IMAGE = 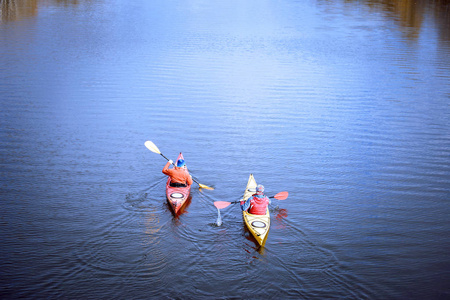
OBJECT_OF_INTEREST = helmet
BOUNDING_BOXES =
[176,159,185,167]
[256,184,264,193]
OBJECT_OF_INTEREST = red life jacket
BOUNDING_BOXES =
[249,195,270,215]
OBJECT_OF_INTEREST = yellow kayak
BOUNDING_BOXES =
[241,174,270,246]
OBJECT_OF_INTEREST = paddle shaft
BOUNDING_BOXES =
[159,152,172,163]
[214,191,288,209]
[230,198,262,205]
[233,195,282,204]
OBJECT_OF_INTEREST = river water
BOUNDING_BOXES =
[1,0,449,299]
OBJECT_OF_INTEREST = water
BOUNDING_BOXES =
[1,0,449,299]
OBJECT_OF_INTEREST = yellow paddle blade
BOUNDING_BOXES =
[199,183,214,190]
[144,141,161,154]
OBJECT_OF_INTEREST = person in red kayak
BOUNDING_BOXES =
[241,184,271,215]
[162,158,193,187]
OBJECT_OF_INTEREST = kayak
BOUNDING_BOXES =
[240,174,270,246]
[165,152,191,214]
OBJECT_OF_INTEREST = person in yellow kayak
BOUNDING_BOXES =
[162,159,193,187]
[241,184,271,215]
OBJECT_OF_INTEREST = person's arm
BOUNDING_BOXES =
[186,174,193,186]
[241,198,251,211]
[162,160,173,175]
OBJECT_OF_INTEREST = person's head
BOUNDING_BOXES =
[256,184,264,194]
[176,159,185,168]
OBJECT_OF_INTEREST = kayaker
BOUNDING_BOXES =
[241,184,271,215]
[162,159,193,187]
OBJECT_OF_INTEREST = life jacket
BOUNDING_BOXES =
[248,194,270,215]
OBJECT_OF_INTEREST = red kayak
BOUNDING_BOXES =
[165,152,192,214]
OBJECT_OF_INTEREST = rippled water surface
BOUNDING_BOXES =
[1,0,449,299]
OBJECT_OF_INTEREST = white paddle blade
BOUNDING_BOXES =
[144,141,161,154]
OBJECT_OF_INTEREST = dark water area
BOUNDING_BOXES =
[1,0,449,299]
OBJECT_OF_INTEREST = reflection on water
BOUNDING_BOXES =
[0,0,37,22]
[379,0,449,41]
[243,233,266,257]
[274,208,288,229]
[2,0,448,41]
[0,0,81,22]
[318,0,450,41]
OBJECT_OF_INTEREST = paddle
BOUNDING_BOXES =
[144,140,214,190]
[214,191,288,209]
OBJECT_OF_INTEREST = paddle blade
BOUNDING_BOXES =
[199,183,214,190]
[214,201,231,209]
[144,141,161,154]
[273,191,288,200]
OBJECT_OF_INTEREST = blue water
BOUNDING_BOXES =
[1,0,449,299]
